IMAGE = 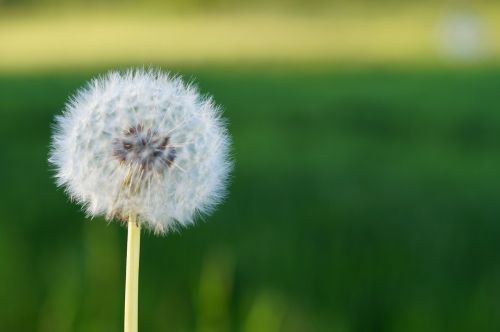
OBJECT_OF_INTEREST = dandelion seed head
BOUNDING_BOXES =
[49,68,232,234]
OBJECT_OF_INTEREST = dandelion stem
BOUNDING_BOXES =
[124,213,141,332]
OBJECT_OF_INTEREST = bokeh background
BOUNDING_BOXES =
[1,0,500,331]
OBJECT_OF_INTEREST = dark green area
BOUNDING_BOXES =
[1,66,500,332]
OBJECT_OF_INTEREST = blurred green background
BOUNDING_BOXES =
[1,0,500,331]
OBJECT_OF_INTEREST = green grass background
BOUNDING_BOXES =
[1,66,500,331]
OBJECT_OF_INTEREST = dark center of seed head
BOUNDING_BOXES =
[113,124,176,171]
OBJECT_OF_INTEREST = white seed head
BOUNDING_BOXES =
[49,69,232,234]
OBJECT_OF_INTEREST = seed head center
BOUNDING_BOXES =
[113,124,176,171]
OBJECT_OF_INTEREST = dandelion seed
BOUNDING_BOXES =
[49,68,232,233]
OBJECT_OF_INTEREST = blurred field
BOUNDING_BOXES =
[1,66,500,331]
[1,4,500,71]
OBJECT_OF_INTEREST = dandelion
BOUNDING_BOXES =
[49,68,232,332]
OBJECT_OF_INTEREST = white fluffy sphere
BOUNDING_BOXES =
[50,69,232,234]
